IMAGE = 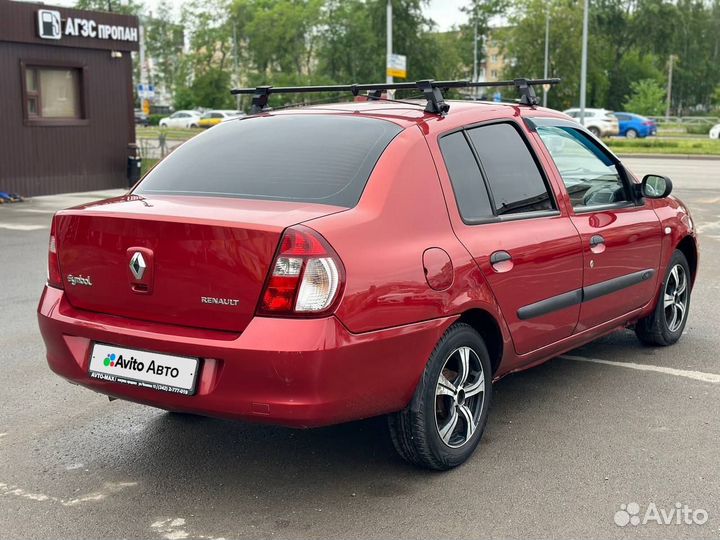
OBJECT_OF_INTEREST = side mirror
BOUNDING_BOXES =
[641,174,673,199]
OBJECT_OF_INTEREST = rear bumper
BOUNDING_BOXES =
[38,286,453,427]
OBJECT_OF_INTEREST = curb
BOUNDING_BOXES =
[616,153,720,160]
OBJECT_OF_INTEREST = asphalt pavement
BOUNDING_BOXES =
[1,157,719,539]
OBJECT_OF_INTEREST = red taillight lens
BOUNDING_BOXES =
[643,121,654,126]
[258,226,344,316]
[47,218,63,289]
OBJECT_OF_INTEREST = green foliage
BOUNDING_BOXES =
[623,79,666,116]
[144,0,185,97]
[606,138,720,155]
[685,124,712,135]
[504,0,720,113]
[180,68,236,109]
[712,86,720,108]
[147,114,164,126]
[78,0,719,115]
[74,0,142,14]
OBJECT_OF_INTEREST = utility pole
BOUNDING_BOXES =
[543,6,550,107]
[139,23,146,106]
[233,22,240,110]
[386,0,393,84]
[472,16,478,99]
[579,0,589,125]
[666,54,676,121]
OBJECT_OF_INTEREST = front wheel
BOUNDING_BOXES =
[588,126,601,137]
[388,323,492,470]
[635,250,692,346]
[626,128,638,139]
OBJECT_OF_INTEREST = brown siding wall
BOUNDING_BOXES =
[0,1,138,196]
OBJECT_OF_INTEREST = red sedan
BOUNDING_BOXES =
[38,87,697,470]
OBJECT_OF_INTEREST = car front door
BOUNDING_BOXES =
[434,121,584,356]
[530,119,662,331]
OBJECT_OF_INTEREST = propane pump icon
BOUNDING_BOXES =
[37,10,62,40]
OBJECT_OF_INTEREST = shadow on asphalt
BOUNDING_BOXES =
[91,341,628,492]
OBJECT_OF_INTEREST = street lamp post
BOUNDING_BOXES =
[386,0,393,84]
[666,54,676,121]
[579,0,589,125]
[472,16,479,99]
[543,6,550,107]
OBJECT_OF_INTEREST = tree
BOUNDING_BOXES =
[144,0,185,97]
[457,0,508,80]
[172,0,234,108]
[74,0,143,15]
[504,0,720,113]
[623,79,666,116]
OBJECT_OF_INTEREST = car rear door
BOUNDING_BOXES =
[433,120,583,356]
[529,118,662,331]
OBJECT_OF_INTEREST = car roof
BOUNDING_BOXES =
[244,100,570,132]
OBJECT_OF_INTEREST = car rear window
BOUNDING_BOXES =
[135,115,402,207]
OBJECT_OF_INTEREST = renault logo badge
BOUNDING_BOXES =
[129,252,146,280]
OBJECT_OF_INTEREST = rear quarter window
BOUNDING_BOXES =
[136,115,402,207]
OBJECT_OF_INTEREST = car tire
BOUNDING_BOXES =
[626,128,638,139]
[635,250,692,346]
[588,126,601,137]
[387,323,492,470]
[190,123,198,128]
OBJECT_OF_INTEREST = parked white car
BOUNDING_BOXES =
[159,110,202,129]
[710,124,720,140]
[563,108,620,137]
[198,110,245,128]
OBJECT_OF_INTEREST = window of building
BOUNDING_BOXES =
[491,70,498,78]
[22,65,84,122]
[492,55,498,62]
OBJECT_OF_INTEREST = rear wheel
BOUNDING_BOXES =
[588,126,601,137]
[626,128,638,139]
[388,323,492,470]
[635,250,691,346]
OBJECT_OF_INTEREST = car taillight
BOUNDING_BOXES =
[47,217,63,289]
[257,225,344,316]
[643,121,654,126]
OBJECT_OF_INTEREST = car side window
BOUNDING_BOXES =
[466,123,555,215]
[536,125,629,208]
[439,131,494,222]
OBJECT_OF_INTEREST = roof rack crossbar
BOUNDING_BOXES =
[233,78,561,115]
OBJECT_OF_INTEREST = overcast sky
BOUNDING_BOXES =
[22,0,471,30]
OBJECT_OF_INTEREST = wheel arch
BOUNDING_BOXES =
[676,235,698,285]
[457,309,503,375]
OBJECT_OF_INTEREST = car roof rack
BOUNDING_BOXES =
[231,78,561,116]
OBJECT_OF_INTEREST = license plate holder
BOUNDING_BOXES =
[88,343,199,396]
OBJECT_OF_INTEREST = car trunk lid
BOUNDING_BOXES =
[54,195,345,333]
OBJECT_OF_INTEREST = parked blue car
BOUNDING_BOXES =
[613,112,657,138]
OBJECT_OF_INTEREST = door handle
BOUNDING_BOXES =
[490,250,513,272]
[589,234,606,253]
[589,235,605,246]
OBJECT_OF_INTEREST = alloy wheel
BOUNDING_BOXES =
[664,263,688,332]
[434,346,486,448]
